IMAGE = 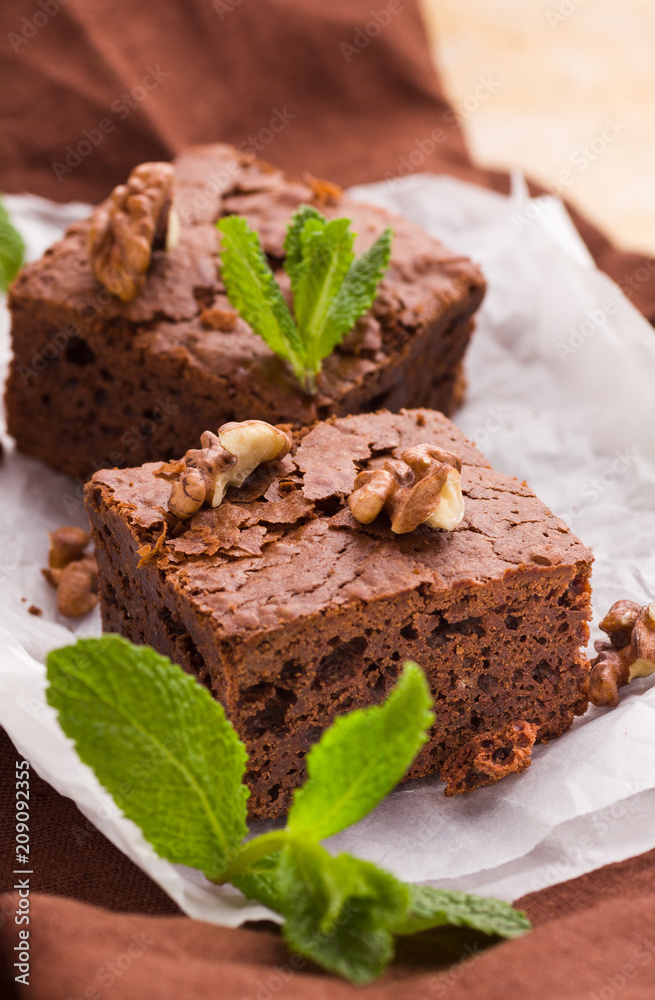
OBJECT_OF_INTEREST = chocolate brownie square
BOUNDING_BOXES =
[84,408,593,818]
[5,144,485,482]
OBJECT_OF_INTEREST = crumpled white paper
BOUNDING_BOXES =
[1,176,655,923]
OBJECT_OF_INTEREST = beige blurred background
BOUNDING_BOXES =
[420,0,653,254]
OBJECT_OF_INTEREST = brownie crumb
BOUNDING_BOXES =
[200,306,238,331]
[441,721,538,796]
[304,173,343,206]
[137,522,168,567]
[27,605,43,616]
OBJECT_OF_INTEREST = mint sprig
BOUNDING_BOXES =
[214,215,304,366]
[216,207,392,395]
[46,640,530,985]
[0,199,25,292]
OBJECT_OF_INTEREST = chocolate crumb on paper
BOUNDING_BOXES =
[441,721,538,796]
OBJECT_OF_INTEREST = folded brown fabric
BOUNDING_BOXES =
[0,730,177,913]
[3,852,655,1000]
[1,0,654,321]
[1,0,468,201]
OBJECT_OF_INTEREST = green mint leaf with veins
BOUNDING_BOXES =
[393,884,531,940]
[216,215,304,378]
[0,199,25,292]
[46,636,248,881]
[287,661,434,841]
[217,206,392,395]
[318,224,392,362]
[233,858,286,915]
[276,838,409,985]
[283,203,324,295]
[292,216,354,371]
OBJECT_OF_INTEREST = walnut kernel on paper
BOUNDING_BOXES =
[42,526,98,618]
[589,599,655,706]
[88,162,176,303]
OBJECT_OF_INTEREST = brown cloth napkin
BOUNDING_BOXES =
[2,1,655,996]
[3,852,655,999]
[1,0,654,321]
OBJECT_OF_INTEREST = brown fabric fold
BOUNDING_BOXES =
[1,0,467,201]
[0,730,178,914]
[1,0,655,320]
[3,855,655,999]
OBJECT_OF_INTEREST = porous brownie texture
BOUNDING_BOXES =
[6,144,485,482]
[84,409,593,819]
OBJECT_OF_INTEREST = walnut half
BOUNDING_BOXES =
[88,162,178,302]
[589,599,655,707]
[168,420,292,519]
[42,526,98,617]
[348,443,465,534]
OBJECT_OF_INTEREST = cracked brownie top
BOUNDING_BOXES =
[87,409,593,639]
[10,145,485,411]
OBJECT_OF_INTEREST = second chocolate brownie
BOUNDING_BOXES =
[6,144,485,482]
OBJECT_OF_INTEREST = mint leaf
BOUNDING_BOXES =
[321,226,392,359]
[46,635,248,880]
[293,217,354,371]
[0,200,25,292]
[287,661,434,841]
[277,838,409,985]
[233,857,285,914]
[216,216,303,372]
[393,885,531,940]
[283,203,324,295]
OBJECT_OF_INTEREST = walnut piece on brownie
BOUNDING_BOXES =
[84,408,593,819]
[88,162,177,302]
[348,442,464,533]
[168,420,292,519]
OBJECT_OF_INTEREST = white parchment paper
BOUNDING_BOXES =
[1,176,655,923]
